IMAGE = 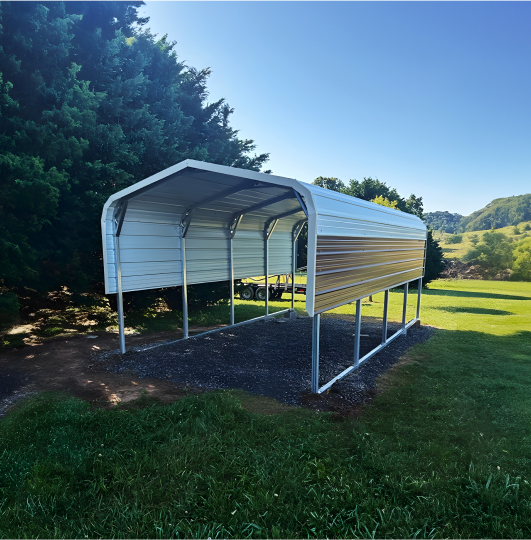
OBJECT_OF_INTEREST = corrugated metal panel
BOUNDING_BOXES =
[314,235,425,313]
[101,160,426,318]
[314,268,423,313]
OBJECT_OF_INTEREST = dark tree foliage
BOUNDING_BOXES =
[309,176,445,285]
[0,1,269,301]
[312,176,345,192]
[425,211,463,234]
[423,229,445,285]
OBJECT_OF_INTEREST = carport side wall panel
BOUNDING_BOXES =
[103,204,185,294]
[103,195,306,294]
[313,235,425,314]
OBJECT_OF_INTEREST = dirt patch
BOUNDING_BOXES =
[0,326,224,416]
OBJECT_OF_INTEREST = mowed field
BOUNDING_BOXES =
[1,279,531,538]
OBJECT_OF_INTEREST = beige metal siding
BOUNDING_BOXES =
[314,235,425,313]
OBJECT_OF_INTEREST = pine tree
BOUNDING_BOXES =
[0,1,270,299]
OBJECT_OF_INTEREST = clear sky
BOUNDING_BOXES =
[139,1,531,216]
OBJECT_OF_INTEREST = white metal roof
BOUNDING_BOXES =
[101,160,426,316]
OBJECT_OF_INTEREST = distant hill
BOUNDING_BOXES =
[459,194,531,232]
[425,211,463,233]
[426,193,531,233]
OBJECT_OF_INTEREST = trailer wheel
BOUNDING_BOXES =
[255,287,269,301]
[239,286,255,300]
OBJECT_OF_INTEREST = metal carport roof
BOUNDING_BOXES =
[101,159,427,393]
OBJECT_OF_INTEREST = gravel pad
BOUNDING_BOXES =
[102,317,435,408]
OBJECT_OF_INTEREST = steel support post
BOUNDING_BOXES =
[182,237,189,339]
[402,281,409,336]
[265,235,269,316]
[416,277,422,320]
[382,289,389,344]
[311,314,320,393]
[115,234,126,354]
[291,238,297,310]
[354,299,362,366]
[229,237,235,326]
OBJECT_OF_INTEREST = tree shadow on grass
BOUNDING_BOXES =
[434,306,514,316]
[425,289,530,301]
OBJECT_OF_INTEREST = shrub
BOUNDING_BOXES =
[0,292,20,334]
[511,237,531,282]
[447,234,463,244]
[463,231,513,278]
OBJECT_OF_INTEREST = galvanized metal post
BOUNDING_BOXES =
[265,234,269,316]
[382,289,389,344]
[311,313,320,393]
[402,281,409,336]
[291,237,297,310]
[354,299,362,366]
[182,237,189,339]
[229,237,235,326]
[416,276,422,320]
[115,233,126,354]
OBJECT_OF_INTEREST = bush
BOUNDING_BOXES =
[0,292,20,334]
[511,237,531,282]
[513,226,521,235]
[447,234,463,244]
[463,231,513,278]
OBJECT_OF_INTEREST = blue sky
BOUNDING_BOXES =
[139,2,531,216]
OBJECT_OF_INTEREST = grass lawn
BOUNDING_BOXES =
[1,279,531,538]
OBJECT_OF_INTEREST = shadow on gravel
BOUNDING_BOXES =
[97,316,436,413]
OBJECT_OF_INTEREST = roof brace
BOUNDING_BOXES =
[229,214,243,239]
[233,191,294,221]
[269,207,305,222]
[264,219,279,240]
[293,190,308,217]
[181,181,279,237]
[293,219,307,241]
[181,181,250,237]
[114,201,129,237]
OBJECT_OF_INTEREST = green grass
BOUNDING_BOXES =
[434,221,531,260]
[1,280,531,538]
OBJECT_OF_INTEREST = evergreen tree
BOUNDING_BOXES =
[0,1,270,299]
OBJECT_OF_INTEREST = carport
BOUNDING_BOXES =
[101,160,427,393]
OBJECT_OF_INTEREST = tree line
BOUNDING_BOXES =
[295,176,445,285]
[0,1,445,331]
[0,1,269,302]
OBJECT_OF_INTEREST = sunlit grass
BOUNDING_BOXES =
[2,279,531,537]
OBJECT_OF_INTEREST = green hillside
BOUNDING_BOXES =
[435,221,531,259]
[426,193,531,234]
[459,194,531,232]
